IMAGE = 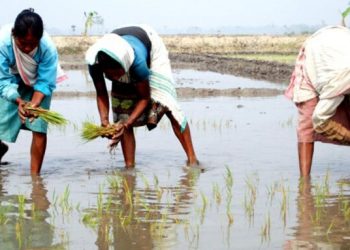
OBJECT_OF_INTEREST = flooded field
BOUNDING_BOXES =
[0,70,350,249]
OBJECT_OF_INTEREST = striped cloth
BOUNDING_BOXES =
[11,37,67,86]
[139,25,187,131]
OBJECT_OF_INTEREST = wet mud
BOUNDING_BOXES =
[53,87,283,99]
[60,53,291,98]
[169,53,293,84]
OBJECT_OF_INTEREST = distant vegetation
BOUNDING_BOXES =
[53,34,305,66]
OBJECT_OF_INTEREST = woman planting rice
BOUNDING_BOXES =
[0,9,66,173]
[86,25,199,169]
[286,25,350,176]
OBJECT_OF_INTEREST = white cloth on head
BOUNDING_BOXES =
[85,33,135,71]
[85,25,187,131]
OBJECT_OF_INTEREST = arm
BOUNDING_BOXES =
[89,64,110,126]
[124,79,150,129]
[0,47,20,102]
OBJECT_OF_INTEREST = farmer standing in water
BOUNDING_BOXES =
[0,9,65,174]
[86,25,199,169]
[286,25,350,176]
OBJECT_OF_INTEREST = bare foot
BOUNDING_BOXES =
[185,160,205,172]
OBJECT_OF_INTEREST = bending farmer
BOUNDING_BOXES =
[286,25,350,176]
[0,9,63,174]
[86,25,199,168]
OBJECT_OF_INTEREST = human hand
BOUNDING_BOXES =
[111,122,125,140]
[107,123,125,152]
[17,99,26,123]
[17,98,32,123]
[23,102,39,123]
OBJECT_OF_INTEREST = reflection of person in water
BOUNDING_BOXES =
[285,177,350,249]
[85,25,198,169]
[285,25,350,176]
[94,170,199,250]
[0,175,54,249]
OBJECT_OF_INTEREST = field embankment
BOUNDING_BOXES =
[53,34,308,84]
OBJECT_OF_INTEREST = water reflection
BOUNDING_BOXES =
[82,169,200,250]
[287,177,350,249]
[0,174,59,249]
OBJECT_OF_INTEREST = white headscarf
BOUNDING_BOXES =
[85,33,135,71]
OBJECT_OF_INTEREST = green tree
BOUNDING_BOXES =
[341,7,350,26]
[83,11,104,36]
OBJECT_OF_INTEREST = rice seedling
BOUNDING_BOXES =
[0,204,9,225]
[24,105,68,126]
[227,211,234,226]
[17,194,25,218]
[16,220,23,248]
[212,182,222,206]
[82,213,99,228]
[243,174,258,222]
[97,184,104,216]
[52,189,58,207]
[314,182,327,209]
[123,179,133,208]
[266,181,278,204]
[156,186,164,202]
[279,181,289,227]
[107,173,122,191]
[326,219,335,235]
[243,192,255,223]
[337,181,345,201]
[225,166,234,191]
[341,200,350,221]
[153,174,159,188]
[58,185,73,214]
[80,121,124,142]
[139,173,150,190]
[199,191,208,224]
[31,203,38,221]
[260,212,271,243]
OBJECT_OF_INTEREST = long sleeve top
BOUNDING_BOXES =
[0,25,58,102]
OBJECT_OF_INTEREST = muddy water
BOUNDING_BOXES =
[57,69,285,93]
[0,70,349,249]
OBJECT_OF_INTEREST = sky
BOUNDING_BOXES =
[1,0,349,34]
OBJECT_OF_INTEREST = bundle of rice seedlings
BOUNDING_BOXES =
[81,122,124,142]
[24,106,68,126]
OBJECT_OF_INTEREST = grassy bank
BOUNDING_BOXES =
[53,34,306,65]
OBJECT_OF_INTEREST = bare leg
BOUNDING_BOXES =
[298,142,314,177]
[166,112,198,166]
[31,132,47,174]
[120,127,136,168]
